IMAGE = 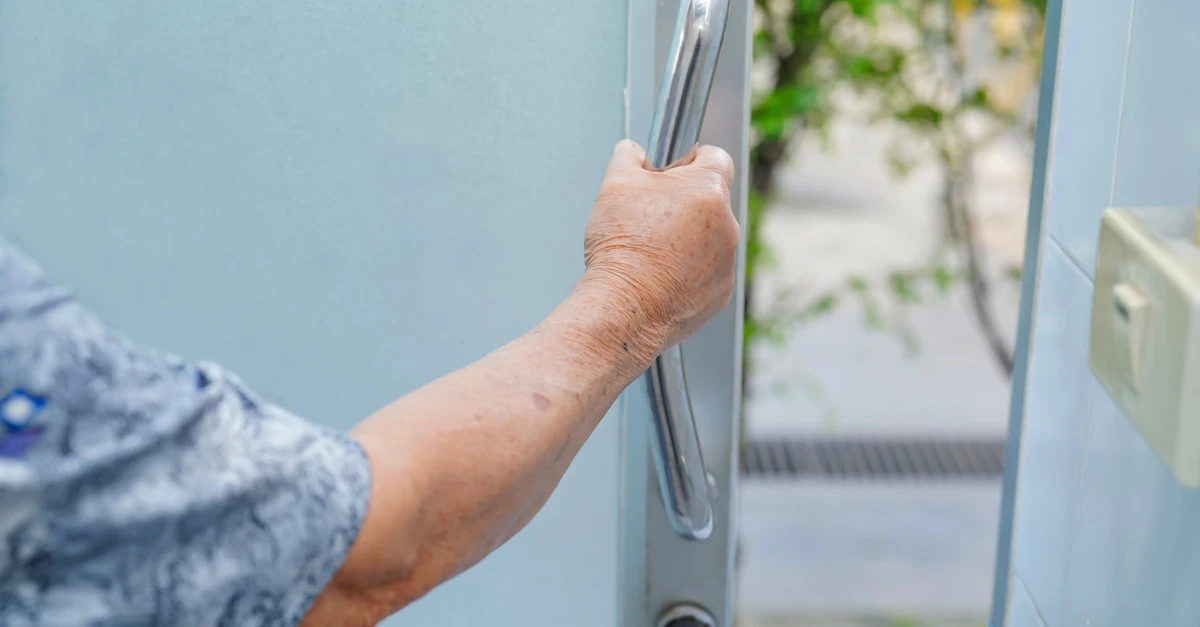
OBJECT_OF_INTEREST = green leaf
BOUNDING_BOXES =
[752,85,823,137]
[748,239,777,272]
[808,293,838,316]
[846,279,884,329]
[895,103,944,127]
[863,302,884,329]
[752,110,789,140]
[885,148,916,178]
[841,49,905,83]
[967,87,991,109]
[743,317,764,344]
[931,264,956,292]
[744,315,788,347]
[792,292,839,324]
[844,0,888,18]
[888,271,920,304]
[753,29,775,56]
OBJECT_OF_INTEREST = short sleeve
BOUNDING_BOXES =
[0,238,372,627]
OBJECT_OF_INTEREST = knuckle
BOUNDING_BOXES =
[690,173,729,207]
[703,166,732,191]
[712,148,735,176]
[724,220,741,249]
[698,147,735,181]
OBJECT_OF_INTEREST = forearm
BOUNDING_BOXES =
[320,277,662,619]
[308,140,736,625]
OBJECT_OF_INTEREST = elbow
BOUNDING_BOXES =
[309,433,471,624]
[310,537,472,625]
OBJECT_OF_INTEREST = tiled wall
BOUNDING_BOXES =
[1008,1,1200,625]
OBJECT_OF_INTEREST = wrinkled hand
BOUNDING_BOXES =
[583,139,739,349]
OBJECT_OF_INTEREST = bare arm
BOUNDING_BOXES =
[304,141,738,625]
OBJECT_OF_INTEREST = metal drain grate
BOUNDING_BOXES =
[740,437,1005,479]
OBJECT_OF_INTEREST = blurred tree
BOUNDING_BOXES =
[745,0,1046,387]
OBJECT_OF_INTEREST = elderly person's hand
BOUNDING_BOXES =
[583,140,739,351]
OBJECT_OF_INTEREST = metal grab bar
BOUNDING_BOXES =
[644,0,731,542]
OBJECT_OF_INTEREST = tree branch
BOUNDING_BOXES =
[947,160,1015,375]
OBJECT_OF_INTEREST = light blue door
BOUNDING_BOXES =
[0,2,627,625]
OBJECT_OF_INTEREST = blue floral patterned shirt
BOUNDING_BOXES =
[0,238,372,626]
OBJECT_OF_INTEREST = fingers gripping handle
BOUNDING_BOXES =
[643,0,731,542]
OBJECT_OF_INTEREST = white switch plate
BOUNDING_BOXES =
[1089,207,1200,487]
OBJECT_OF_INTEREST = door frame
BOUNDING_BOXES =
[989,0,1067,624]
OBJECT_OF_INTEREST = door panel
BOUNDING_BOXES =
[0,2,626,625]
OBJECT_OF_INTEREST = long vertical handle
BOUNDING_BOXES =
[644,0,731,542]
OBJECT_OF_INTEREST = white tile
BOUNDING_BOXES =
[1008,576,1047,627]
[1065,385,1200,627]
[1011,242,1094,625]
[1063,17,1200,622]
[1044,0,1134,277]
[1111,2,1200,209]
[1062,384,1162,627]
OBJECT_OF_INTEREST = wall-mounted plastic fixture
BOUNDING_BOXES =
[1089,207,1200,487]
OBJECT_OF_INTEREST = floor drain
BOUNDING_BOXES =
[741,437,1005,479]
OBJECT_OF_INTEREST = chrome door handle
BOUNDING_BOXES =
[644,0,731,542]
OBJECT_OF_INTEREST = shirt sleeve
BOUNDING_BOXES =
[0,238,372,627]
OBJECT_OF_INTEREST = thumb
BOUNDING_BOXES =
[605,139,648,176]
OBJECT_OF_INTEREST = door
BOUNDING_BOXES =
[0,1,751,625]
